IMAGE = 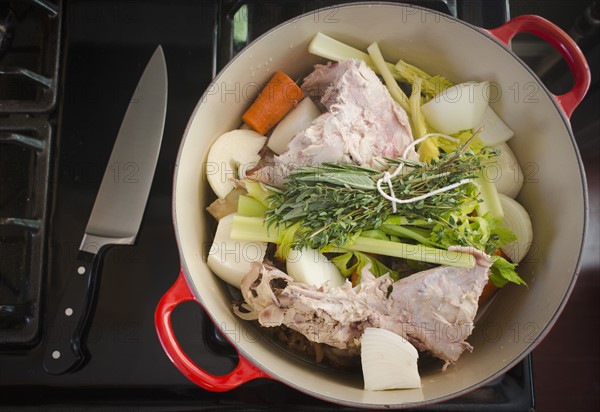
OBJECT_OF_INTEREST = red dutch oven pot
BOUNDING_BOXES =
[155,3,590,408]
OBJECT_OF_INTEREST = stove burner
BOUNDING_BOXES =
[0,0,61,113]
[0,0,60,347]
[0,3,16,58]
[0,115,51,347]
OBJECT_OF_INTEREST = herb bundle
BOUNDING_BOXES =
[265,145,497,251]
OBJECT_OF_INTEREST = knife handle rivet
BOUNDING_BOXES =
[65,308,74,316]
[77,266,86,275]
[52,351,61,359]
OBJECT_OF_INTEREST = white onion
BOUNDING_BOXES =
[421,81,490,135]
[286,248,345,288]
[361,328,421,390]
[268,97,321,155]
[488,142,524,198]
[477,106,515,146]
[499,194,533,263]
[206,213,268,288]
[206,129,266,198]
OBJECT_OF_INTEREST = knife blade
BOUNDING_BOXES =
[43,45,168,375]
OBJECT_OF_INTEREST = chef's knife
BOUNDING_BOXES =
[43,46,168,375]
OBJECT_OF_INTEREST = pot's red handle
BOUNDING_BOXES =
[154,269,269,391]
[488,15,591,118]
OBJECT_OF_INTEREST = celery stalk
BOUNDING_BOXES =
[360,229,390,241]
[381,224,440,248]
[409,78,439,163]
[336,237,475,268]
[394,59,453,100]
[366,42,410,112]
[384,215,435,227]
[237,195,268,217]
[474,175,504,219]
[274,222,301,261]
[244,180,273,208]
[230,216,475,268]
[308,33,401,80]
[410,79,427,137]
[230,215,279,243]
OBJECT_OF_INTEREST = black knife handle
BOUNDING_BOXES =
[43,250,101,375]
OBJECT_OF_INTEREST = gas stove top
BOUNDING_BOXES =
[1,0,597,410]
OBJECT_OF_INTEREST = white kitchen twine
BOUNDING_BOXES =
[376,133,474,213]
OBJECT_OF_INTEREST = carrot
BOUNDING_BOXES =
[478,280,498,305]
[242,71,303,135]
[351,270,360,288]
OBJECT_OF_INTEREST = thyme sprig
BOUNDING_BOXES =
[265,144,498,251]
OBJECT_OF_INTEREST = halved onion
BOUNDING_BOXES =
[268,97,321,155]
[361,328,421,390]
[421,81,490,135]
[286,247,345,288]
[488,142,524,199]
[206,129,267,199]
[207,213,268,288]
[499,194,533,263]
[477,106,515,146]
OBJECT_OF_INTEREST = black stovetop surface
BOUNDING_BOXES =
[0,0,541,410]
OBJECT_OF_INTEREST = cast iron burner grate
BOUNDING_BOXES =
[0,0,61,347]
[0,116,52,346]
[0,0,61,113]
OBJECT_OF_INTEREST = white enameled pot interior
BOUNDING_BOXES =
[173,3,586,408]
